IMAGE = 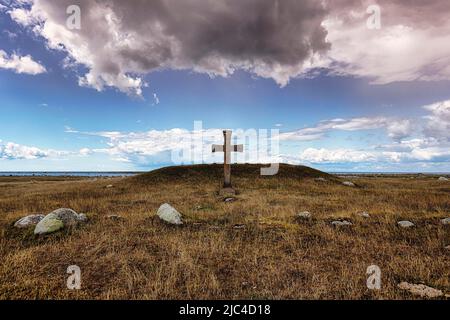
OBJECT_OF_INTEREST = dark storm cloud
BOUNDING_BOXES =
[10,0,331,94]
[8,0,450,94]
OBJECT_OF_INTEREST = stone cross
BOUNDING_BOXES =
[212,130,243,189]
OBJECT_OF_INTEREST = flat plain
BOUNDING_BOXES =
[0,164,448,299]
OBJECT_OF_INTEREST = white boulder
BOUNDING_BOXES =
[342,181,355,187]
[157,203,183,225]
[296,211,312,219]
[398,220,415,228]
[358,211,370,218]
[33,208,87,235]
[441,217,450,225]
[34,213,64,235]
[438,176,448,181]
[331,220,352,226]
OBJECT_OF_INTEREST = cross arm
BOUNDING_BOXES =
[212,145,224,152]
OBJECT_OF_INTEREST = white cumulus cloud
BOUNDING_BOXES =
[0,50,46,75]
[0,141,49,160]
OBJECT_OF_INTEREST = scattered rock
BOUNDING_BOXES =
[224,197,236,203]
[331,220,352,226]
[157,203,183,225]
[33,208,87,235]
[105,184,114,188]
[14,214,45,228]
[51,208,86,226]
[441,217,450,225]
[34,213,64,235]
[342,181,355,187]
[296,211,312,219]
[358,211,370,218]
[438,176,448,181]
[106,214,125,221]
[398,282,443,298]
[315,177,327,182]
[398,220,415,228]
[233,224,246,229]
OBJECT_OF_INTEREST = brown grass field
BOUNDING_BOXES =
[0,164,448,300]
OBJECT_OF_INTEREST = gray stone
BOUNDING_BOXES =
[106,184,114,188]
[77,213,88,222]
[34,213,64,235]
[224,197,236,202]
[398,282,443,298]
[50,208,85,226]
[441,217,450,225]
[438,176,448,181]
[14,214,45,228]
[342,181,355,187]
[398,220,415,228]
[233,224,246,229]
[296,211,312,219]
[315,177,327,182]
[157,203,183,225]
[331,220,352,226]
[445,245,450,250]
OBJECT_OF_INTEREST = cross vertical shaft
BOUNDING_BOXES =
[212,130,243,189]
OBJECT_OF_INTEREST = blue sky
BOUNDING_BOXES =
[1,0,450,172]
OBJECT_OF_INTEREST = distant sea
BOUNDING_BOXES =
[0,172,143,177]
[0,171,448,177]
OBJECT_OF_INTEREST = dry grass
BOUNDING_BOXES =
[0,164,448,300]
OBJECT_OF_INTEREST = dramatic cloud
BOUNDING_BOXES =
[295,144,450,165]
[8,0,330,95]
[0,140,87,160]
[386,119,414,141]
[324,0,450,84]
[277,117,393,141]
[66,126,280,165]
[298,148,378,163]
[0,141,49,159]
[7,0,450,95]
[0,49,46,75]
[57,97,450,169]
[422,100,450,141]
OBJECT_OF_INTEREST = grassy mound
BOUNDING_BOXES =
[131,163,334,184]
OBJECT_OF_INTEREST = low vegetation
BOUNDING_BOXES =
[0,164,448,299]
